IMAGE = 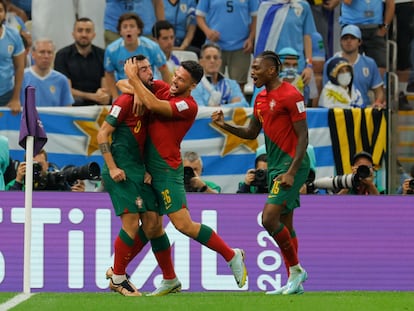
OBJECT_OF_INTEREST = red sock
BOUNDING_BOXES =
[113,236,134,275]
[153,248,176,280]
[272,225,298,269]
[128,227,148,265]
[199,226,234,262]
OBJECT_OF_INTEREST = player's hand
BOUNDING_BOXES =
[109,167,126,183]
[278,173,294,189]
[124,58,138,81]
[132,92,146,116]
[211,109,225,127]
[143,171,152,184]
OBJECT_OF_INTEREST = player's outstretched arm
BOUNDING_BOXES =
[211,110,262,139]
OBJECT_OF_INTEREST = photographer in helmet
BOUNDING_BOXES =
[183,151,221,193]
[6,149,88,192]
[337,151,380,195]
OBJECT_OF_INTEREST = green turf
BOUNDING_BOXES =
[1,292,413,311]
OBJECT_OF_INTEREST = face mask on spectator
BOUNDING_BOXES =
[280,67,298,79]
[337,72,352,87]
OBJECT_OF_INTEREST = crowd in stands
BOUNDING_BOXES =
[1,0,414,194]
[1,0,413,111]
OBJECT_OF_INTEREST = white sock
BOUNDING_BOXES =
[112,274,127,284]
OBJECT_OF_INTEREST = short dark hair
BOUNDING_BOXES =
[117,12,144,34]
[258,50,282,72]
[255,154,267,168]
[181,60,204,84]
[351,151,373,165]
[152,20,174,39]
[126,54,147,63]
[200,43,221,58]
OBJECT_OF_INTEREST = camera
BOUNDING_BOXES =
[312,165,371,192]
[408,179,414,194]
[251,169,268,189]
[34,162,101,190]
[183,166,196,192]
[305,169,318,194]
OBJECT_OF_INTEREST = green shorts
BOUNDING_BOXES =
[266,165,310,215]
[150,169,188,215]
[102,172,157,216]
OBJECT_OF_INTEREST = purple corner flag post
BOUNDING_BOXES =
[18,86,47,294]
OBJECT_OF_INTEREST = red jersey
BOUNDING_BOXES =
[146,80,198,173]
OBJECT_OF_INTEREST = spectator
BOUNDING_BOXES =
[311,31,326,106]
[5,0,31,48]
[0,0,25,115]
[254,0,317,86]
[323,25,385,109]
[318,57,363,108]
[10,0,30,19]
[278,47,318,106]
[337,151,382,195]
[306,0,339,59]
[104,0,165,46]
[6,149,86,191]
[394,0,414,90]
[196,0,259,91]
[339,0,395,77]
[163,0,198,54]
[183,151,221,193]
[104,12,170,101]
[250,47,318,106]
[55,17,110,106]
[191,43,249,107]
[151,20,181,79]
[21,38,74,107]
[237,153,268,194]
[0,135,9,190]
[398,164,414,195]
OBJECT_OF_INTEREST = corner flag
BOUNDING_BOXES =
[19,86,47,155]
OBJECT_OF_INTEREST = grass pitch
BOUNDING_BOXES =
[1,291,413,311]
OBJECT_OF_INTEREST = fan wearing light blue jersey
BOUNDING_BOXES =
[163,0,197,51]
[21,39,74,107]
[104,12,170,101]
[254,0,316,85]
[0,0,25,114]
[322,25,384,109]
[104,0,165,45]
[196,0,259,90]
[192,43,249,107]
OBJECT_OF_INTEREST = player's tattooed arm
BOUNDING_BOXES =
[99,142,111,154]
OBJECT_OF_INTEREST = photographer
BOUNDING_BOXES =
[237,153,268,194]
[6,149,91,192]
[183,151,221,193]
[400,165,414,195]
[337,151,381,195]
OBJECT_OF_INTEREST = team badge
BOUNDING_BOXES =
[180,4,187,12]
[135,196,143,209]
[296,100,306,113]
[8,45,14,54]
[50,85,56,94]
[269,99,276,111]
[363,67,369,77]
